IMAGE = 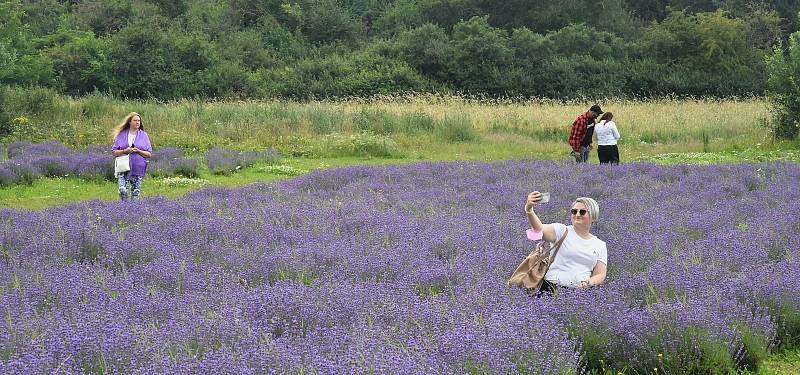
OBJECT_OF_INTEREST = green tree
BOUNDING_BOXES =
[72,0,133,36]
[448,16,512,94]
[44,24,112,95]
[374,0,425,37]
[299,0,363,45]
[397,23,454,81]
[417,0,482,29]
[640,9,765,95]
[489,0,641,39]
[546,23,628,60]
[766,32,800,139]
[0,1,55,87]
[105,23,215,99]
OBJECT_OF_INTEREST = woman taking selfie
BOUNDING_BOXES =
[112,112,152,201]
[524,192,607,294]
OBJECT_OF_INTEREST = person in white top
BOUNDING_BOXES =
[523,192,607,294]
[595,112,620,165]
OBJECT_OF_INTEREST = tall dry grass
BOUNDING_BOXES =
[2,89,776,159]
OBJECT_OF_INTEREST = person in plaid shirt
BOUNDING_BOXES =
[569,105,603,163]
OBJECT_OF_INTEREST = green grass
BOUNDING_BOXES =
[0,87,788,156]
[747,348,800,375]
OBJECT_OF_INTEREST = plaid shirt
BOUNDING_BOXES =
[569,112,593,152]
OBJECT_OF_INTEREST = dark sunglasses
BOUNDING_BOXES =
[570,209,588,216]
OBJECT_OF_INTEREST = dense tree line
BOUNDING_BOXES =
[0,0,795,100]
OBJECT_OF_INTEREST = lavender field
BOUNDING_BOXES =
[0,141,282,187]
[1,160,798,374]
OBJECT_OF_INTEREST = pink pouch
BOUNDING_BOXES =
[526,228,543,241]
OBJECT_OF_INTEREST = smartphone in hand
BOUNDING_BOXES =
[538,192,550,203]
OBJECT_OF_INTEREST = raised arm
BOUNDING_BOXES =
[524,191,557,242]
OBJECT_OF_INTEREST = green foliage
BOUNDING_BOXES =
[437,115,477,143]
[44,25,111,95]
[0,87,9,136]
[547,24,629,60]
[299,0,362,45]
[322,132,402,158]
[374,0,424,37]
[267,50,429,99]
[652,327,737,375]
[766,32,800,139]
[736,325,771,372]
[0,0,795,100]
[638,9,766,96]
[449,16,513,94]
[0,1,56,87]
[396,23,454,81]
[72,0,133,36]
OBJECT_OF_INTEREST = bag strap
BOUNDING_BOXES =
[548,228,569,263]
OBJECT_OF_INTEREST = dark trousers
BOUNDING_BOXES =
[535,279,565,297]
[598,145,619,165]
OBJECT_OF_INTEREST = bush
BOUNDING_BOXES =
[0,86,10,136]
[766,32,800,139]
[437,115,477,143]
[148,147,199,178]
[205,147,281,175]
[322,132,402,158]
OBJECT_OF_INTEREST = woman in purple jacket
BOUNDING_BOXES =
[111,112,152,201]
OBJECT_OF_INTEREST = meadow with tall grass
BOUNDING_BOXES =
[2,88,789,163]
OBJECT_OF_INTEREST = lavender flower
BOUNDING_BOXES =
[205,147,281,175]
[0,160,796,373]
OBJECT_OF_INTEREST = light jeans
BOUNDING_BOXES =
[118,173,144,201]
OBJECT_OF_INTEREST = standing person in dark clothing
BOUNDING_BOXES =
[580,118,595,163]
[568,105,602,163]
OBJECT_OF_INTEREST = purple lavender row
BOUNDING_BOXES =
[0,160,797,373]
[0,141,200,185]
[205,147,281,175]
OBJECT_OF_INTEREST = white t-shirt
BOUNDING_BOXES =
[127,131,136,147]
[545,223,607,288]
[595,120,620,146]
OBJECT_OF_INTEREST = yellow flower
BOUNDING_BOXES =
[12,116,30,125]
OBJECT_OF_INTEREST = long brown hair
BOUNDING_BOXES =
[111,112,143,140]
[599,112,613,122]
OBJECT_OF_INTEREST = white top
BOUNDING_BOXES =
[127,131,136,147]
[545,223,607,288]
[595,120,620,146]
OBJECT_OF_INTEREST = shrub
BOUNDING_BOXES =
[322,132,402,158]
[766,32,800,139]
[148,147,199,178]
[437,115,477,143]
[205,147,281,175]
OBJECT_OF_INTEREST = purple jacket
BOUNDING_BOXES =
[112,129,152,177]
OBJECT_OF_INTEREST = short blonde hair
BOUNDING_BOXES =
[573,197,600,221]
